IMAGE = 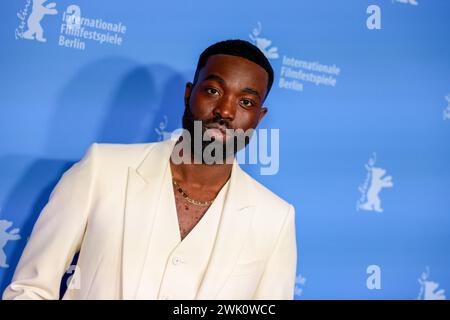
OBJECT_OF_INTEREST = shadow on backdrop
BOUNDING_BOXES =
[0,56,192,297]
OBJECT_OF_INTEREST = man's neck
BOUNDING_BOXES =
[169,142,233,190]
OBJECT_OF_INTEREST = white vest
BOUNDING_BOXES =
[136,160,230,299]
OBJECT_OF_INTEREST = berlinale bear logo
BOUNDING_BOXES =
[249,22,279,60]
[0,220,21,268]
[357,153,394,213]
[22,0,58,43]
[418,267,446,300]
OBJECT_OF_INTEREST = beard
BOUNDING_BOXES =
[181,104,253,164]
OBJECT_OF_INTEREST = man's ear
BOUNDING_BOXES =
[184,82,193,107]
[257,106,268,123]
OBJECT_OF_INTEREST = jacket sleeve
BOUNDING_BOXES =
[2,143,98,300]
[253,204,297,300]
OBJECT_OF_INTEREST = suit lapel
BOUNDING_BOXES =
[121,139,176,299]
[196,161,256,299]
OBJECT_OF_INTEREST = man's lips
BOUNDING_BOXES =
[203,123,231,140]
[204,123,228,133]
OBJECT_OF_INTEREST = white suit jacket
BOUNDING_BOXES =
[2,138,297,300]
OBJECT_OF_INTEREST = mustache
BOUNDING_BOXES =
[183,106,231,130]
[181,104,250,159]
[202,115,231,130]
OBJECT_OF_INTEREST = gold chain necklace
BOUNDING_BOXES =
[172,179,214,207]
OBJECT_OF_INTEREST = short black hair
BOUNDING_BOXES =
[193,39,274,100]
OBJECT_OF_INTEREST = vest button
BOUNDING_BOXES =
[172,255,183,265]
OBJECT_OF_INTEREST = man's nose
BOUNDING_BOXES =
[213,96,236,121]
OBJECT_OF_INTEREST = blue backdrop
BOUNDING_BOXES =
[1,0,449,299]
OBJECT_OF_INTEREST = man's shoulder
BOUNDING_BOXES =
[237,169,295,243]
[239,168,293,213]
[94,141,155,154]
[87,140,165,167]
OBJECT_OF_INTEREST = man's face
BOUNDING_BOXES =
[182,54,269,159]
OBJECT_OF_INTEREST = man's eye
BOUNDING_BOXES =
[240,99,254,108]
[206,88,219,95]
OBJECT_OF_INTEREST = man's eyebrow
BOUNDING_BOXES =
[242,87,262,101]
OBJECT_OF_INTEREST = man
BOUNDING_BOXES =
[3,39,297,300]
